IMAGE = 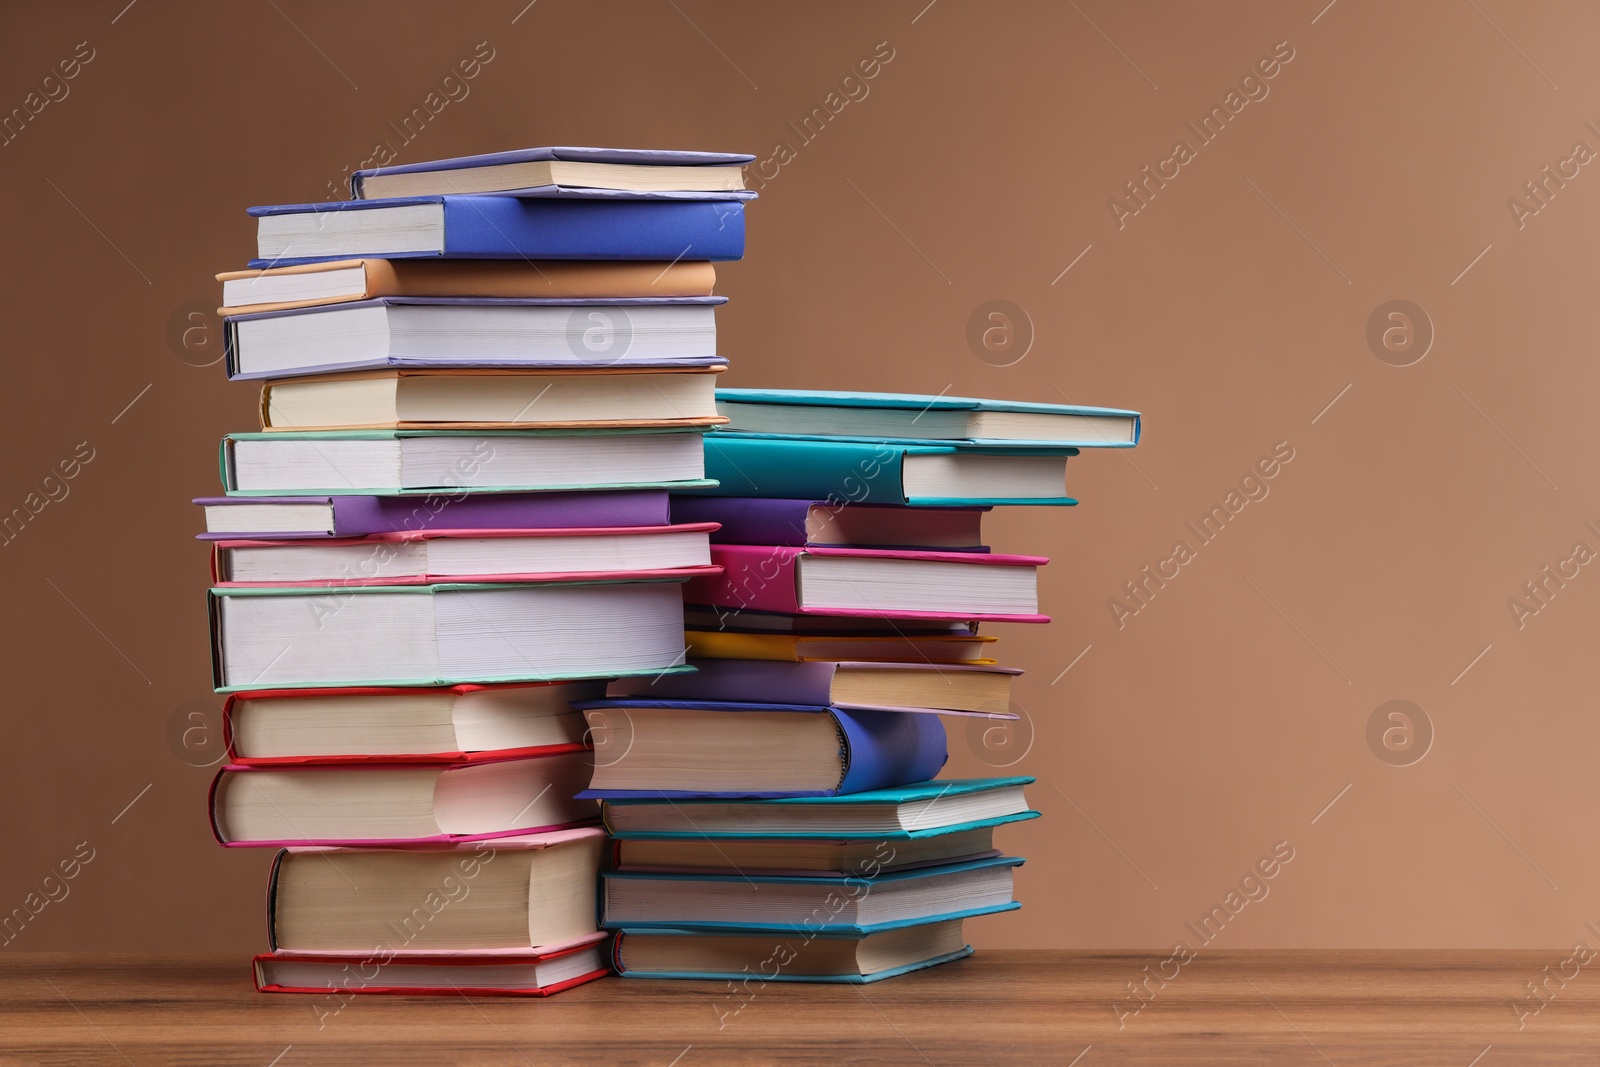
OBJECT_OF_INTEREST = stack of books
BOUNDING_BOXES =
[581,390,1141,984]
[194,146,757,997]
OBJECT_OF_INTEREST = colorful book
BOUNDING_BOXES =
[350,145,754,199]
[576,700,948,799]
[248,195,747,267]
[600,856,1023,931]
[210,524,717,587]
[217,429,710,496]
[684,630,997,665]
[223,681,605,765]
[208,580,690,691]
[683,606,978,636]
[210,751,596,846]
[715,389,1141,448]
[225,296,723,381]
[685,545,1047,622]
[610,819,1030,876]
[601,778,1034,837]
[255,938,611,996]
[669,496,988,551]
[257,368,724,431]
[612,920,971,983]
[611,659,1019,717]
[266,830,606,951]
[693,435,1078,506]
[218,258,717,315]
[194,489,672,541]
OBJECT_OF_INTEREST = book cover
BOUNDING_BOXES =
[574,699,949,799]
[690,436,1079,507]
[223,295,726,381]
[683,545,1050,623]
[247,195,746,267]
[194,489,673,540]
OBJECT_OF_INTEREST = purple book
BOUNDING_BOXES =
[195,490,670,540]
[668,496,990,553]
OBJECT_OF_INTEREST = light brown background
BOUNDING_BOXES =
[2,0,1596,953]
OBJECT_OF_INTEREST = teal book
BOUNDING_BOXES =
[612,917,977,983]
[603,777,1035,837]
[601,855,1023,933]
[687,435,1078,506]
[219,428,714,496]
[714,388,1140,448]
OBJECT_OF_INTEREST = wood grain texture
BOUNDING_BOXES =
[1,950,1593,1065]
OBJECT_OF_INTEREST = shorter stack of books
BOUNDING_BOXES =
[574,387,1140,983]
[598,778,1036,984]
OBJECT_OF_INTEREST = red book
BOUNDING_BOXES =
[254,936,611,997]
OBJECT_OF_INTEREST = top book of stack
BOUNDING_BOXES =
[248,147,756,268]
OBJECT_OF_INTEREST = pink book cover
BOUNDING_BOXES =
[210,523,720,587]
[683,544,1050,623]
[208,757,600,848]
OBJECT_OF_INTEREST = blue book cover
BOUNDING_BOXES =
[685,435,1079,507]
[248,195,746,267]
[575,699,949,799]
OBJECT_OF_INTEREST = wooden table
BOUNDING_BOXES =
[2,950,1592,1065]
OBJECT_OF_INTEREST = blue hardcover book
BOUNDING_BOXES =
[612,920,976,983]
[248,195,746,267]
[351,145,756,199]
[600,855,1023,932]
[602,777,1036,838]
[715,388,1141,448]
[685,435,1079,507]
[576,699,949,799]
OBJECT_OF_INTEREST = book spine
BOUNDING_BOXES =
[832,707,949,795]
[669,496,812,545]
[693,438,911,504]
[682,545,802,614]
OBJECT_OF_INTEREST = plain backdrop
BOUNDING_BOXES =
[2,0,1597,953]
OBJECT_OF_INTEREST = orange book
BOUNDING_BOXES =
[217,258,716,315]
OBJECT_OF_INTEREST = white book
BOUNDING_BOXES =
[211,581,688,689]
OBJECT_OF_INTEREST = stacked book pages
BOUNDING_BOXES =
[196,146,755,997]
[584,389,1141,984]
[196,144,1144,996]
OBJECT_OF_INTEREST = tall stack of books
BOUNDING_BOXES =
[582,391,1141,985]
[194,147,757,997]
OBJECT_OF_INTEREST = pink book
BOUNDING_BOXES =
[684,545,1049,623]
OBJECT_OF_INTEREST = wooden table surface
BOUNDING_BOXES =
[2,949,1592,1065]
